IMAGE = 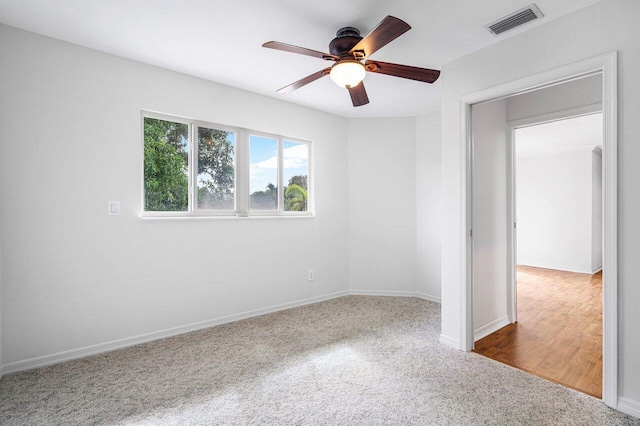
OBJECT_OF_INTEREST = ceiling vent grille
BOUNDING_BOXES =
[485,4,544,35]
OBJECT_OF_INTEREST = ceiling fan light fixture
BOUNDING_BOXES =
[263,15,440,107]
[329,60,366,88]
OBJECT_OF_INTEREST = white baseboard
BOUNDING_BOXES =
[1,289,443,376]
[349,289,417,297]
[349,289,441,303]
[439,334,459,349]
[618,397,640,419]
[474,315,510,341]
[1,290,349,375]
[592,265,603,274]
[414,292,441,304]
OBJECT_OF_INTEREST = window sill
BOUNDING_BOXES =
[139,213,315,221]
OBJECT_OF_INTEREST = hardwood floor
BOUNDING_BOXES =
[474,265,602,398]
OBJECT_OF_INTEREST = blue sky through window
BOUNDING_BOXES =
[283,140,309,188]
[250,135,278,193]
[250,136,309,194]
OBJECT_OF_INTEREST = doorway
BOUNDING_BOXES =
[474,112,604,397]
[459,52,617,407]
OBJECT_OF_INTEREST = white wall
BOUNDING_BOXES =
[516,146,596,273]
[347,118,417,294]
[441,0,640,411]
[0,23,443,371]
[346,113,442,301]
[0,24,350,367]
[416,111,442,301]
[507,74,602,122]
[471,100,509,339]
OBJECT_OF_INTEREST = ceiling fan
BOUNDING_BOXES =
[262,15,440,107]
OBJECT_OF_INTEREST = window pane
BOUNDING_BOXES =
[283,141,309,212]
[197,127,235,210]
[143,117,189,211]
[249,135,278,210]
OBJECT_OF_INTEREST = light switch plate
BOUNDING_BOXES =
[107,201,120,216]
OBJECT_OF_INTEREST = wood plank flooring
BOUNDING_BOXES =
[473,265,602,398]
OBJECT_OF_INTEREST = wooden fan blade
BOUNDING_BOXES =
[365,60,440,83]
[349,16,411,58]
[348,82,369,107]
[276,68,331,94]
[262,41,338,61]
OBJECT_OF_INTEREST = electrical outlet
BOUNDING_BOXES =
[308,269,315,281]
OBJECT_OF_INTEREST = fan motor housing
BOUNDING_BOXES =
[329,27,362,56]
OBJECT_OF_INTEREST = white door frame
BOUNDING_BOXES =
[506,102,603,323]
[460,51,617,407]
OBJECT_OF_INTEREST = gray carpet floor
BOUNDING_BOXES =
[0,296,638,425]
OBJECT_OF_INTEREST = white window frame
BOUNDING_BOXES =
[192,120,240,216]
[141,111,192,218]
[141,111,313,218]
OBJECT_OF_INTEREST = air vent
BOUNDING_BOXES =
[485,4,544,36]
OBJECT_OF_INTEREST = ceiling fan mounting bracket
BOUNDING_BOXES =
[335,27,360,38]
[329,26,363,56]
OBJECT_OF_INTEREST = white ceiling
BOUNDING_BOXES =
[515,113,603,157]
[0,0,605,118]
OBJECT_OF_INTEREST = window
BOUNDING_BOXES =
[283,140,309,212]
[142,112,312,217]
[196,125,236,210]
[143,117,189,212]
[249,135,279,211]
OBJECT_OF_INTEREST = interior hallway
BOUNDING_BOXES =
[474,265,602,398]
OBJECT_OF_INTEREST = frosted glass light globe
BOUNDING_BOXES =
[329,61,366,88]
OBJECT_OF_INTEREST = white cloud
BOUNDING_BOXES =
[249,144,308,192]
[283,144,309,169]
[250,144,308,177]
